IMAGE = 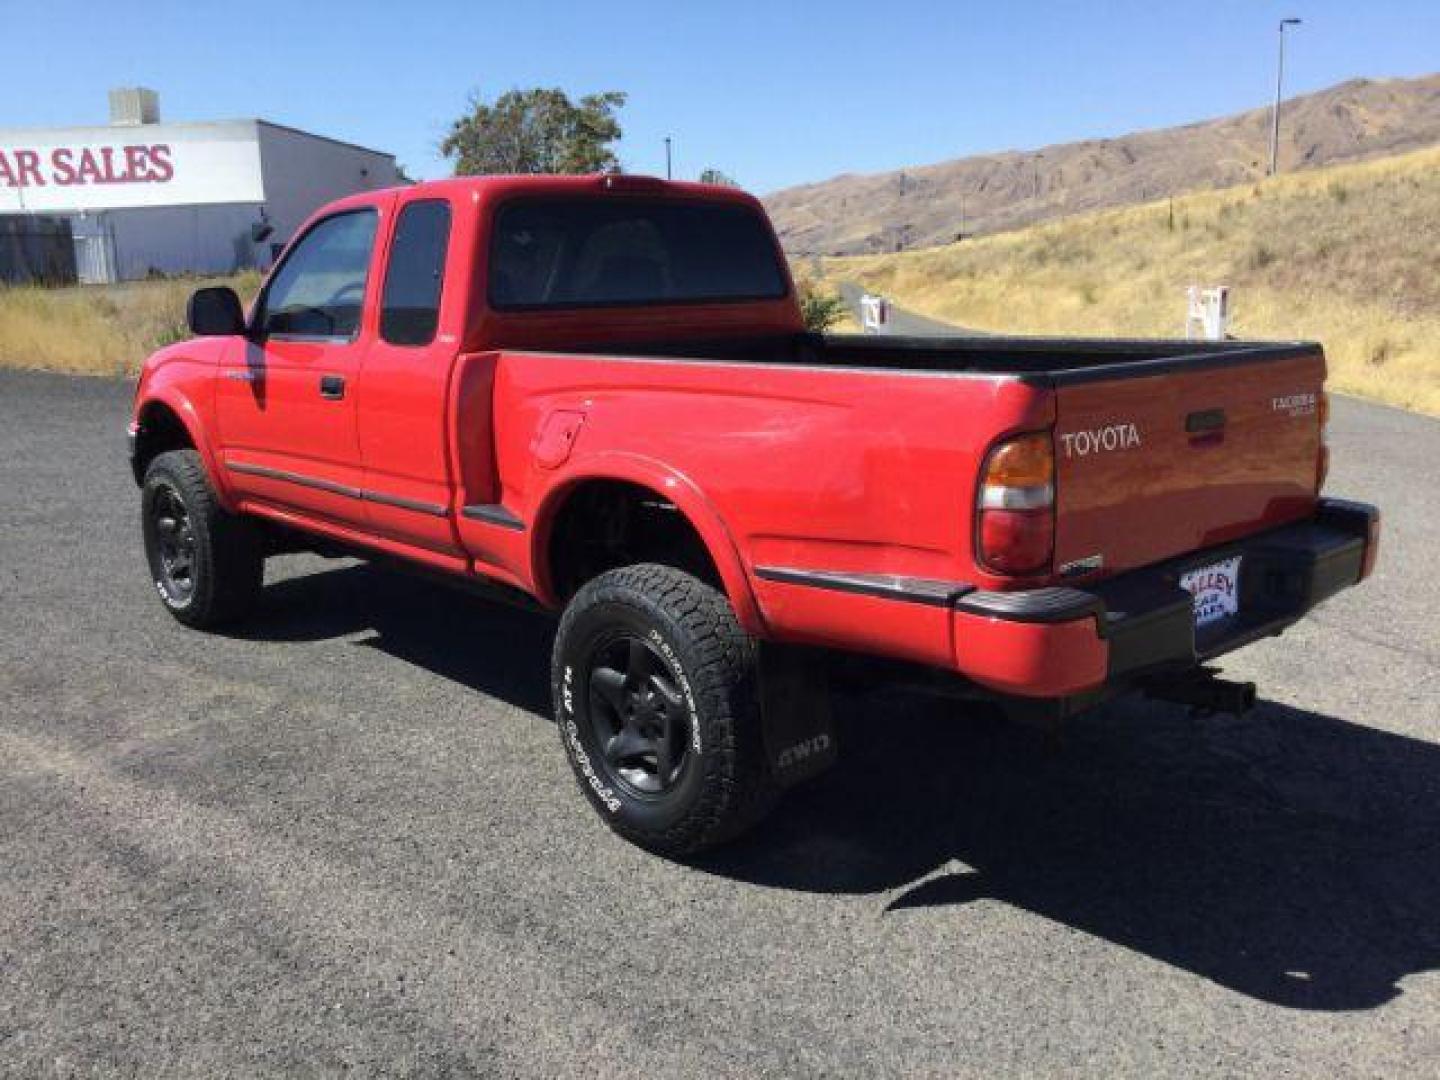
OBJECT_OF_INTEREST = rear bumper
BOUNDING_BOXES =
[754,499,1379,700]
[950,498,1379,697]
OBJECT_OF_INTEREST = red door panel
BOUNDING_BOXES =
[216,203,389,525]
[356,338,462,552]
[217,336,366,520]
[356,195,475,555]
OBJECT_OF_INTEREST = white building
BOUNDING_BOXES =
[0,89,404,283]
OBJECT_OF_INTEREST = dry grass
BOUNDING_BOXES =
[0,274,261,378]
[827,144,1440,415]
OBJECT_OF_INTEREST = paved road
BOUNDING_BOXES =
[2,368,1438,1077]
[838,280,981,336]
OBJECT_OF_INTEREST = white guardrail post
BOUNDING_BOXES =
[860,294,891,335]
[1185,285,1230,341]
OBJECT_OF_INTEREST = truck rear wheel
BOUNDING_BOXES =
[141,449,262,629]
[551,564,777,856]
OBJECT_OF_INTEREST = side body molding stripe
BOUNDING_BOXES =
[461,504,527,531]
[226,461,449,517]
[754,566,974,607]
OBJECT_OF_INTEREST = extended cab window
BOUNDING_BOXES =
[489,198,787,310]
[260,210,378,339]
[381,200,451,346]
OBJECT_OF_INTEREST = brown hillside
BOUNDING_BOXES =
[822,145,1440,414]
[765,73,1440,255]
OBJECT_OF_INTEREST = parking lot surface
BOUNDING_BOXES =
[2,369,1437,1076]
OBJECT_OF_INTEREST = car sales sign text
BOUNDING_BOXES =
[0,131,264,213]
[0,144,175,189]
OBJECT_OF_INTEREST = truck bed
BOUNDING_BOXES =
[560,331,1319,380]
[532,328,1327,588]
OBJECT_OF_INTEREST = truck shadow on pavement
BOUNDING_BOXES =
[233,562,556,716]
[701,688,1440,1012]
[241,562,1438,1013]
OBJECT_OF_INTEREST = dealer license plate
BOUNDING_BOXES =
[1179,556,1242,628]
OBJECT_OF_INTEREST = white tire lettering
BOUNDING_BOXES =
[648,628,702,753]
[565,716,621,814]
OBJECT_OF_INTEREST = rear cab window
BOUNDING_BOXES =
[488,198,787,310]
[381,199,452,346]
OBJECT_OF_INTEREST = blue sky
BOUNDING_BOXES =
[4,0,1437,193]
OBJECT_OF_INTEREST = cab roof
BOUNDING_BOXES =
[365,173,763,208]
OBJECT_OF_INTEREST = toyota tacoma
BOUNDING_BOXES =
[127,174,1380,854]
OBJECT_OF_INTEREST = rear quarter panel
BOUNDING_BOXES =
[488,351,1051,644]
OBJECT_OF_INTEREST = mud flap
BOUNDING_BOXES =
[758,643,838,788]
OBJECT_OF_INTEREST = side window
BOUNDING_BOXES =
[380,200,451,346]
[260,210,378,339]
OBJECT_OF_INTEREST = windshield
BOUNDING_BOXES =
[488,198,787,310]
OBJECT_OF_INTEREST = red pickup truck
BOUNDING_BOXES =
[128,174,1379,854]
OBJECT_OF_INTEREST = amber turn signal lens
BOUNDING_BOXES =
[983,432,1054,488]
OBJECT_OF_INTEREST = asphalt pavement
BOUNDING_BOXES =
[2,368,1438,1077]
[837,280,981,335]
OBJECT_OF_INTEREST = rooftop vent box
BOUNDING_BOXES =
[108,87,160,127]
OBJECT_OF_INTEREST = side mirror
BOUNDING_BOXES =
[187,286,246,336]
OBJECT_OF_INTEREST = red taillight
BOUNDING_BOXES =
[980,510,1054,574]
[977,432,1054,576]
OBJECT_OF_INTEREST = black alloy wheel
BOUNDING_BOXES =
[148,481,198,605]
[586,632,692,796]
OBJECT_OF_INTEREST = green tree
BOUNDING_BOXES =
[698,168,737,187]
[442,88,627,175]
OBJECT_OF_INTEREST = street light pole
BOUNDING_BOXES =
[1269,17,1302,176]
[664,137,672,180]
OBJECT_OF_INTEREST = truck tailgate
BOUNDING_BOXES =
[1052,348,1326,579]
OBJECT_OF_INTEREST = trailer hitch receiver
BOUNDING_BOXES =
[1143,668,1257,717]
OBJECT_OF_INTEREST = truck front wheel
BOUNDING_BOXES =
[551,564,777,856]
[141,449,263,629]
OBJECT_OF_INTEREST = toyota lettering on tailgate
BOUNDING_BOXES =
[1059,422,1141,459]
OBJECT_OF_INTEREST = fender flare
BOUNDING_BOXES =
[134,387,235,511]
[529,452,767,635]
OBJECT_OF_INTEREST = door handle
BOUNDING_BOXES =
[319,374,346,400]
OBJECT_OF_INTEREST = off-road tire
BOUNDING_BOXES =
[141,449,263,629]
[552,563,778,856]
